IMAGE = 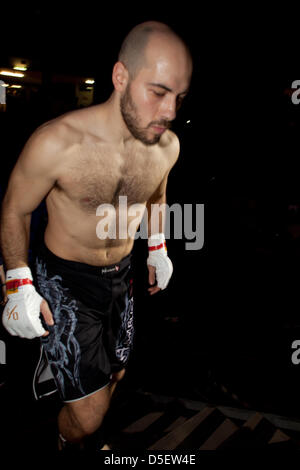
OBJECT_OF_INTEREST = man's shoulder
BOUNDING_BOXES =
[18,111,86,169]
[159,130,180,165]
[33,109,85,149]
[159,129,179,148]
[34,104,106,149]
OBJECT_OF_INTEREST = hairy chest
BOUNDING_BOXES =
[55,145,168,212]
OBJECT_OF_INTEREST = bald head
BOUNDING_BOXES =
[118,21,192,80]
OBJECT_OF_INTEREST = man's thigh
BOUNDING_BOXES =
[66,383,112,432]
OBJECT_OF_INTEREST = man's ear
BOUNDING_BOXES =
[112,61,129,92]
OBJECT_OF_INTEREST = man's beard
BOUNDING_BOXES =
[120,85,169,146]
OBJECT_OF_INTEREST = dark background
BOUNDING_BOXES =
[1,5,300,421]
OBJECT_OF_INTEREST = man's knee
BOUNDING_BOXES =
[66,404,104,437]
[64,387,111,437]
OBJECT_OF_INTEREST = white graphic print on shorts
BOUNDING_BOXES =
[35,259,85,398]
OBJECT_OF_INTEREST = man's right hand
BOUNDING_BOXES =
[2,267,54,339]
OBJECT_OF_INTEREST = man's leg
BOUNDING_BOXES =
[58,368,126,446]
[109,368,126,397]
[100,368,126,450]
[58,384,111,444]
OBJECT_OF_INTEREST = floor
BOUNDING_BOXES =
[2,372,300,456]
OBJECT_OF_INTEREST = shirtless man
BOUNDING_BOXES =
[0,21,193,451]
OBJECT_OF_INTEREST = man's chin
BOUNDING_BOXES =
[144,138,161,146]
[139,131,161,146]
[127,126,161,146]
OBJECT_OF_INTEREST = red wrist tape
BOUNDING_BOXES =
[6,278,33,294]
[148,241,167,252]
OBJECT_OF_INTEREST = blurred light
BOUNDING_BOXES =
[0,71,24,78]
[85,79,95,85]
[86,87,93,90]
[1,83,9,87]
[186,120,191,124]
[10,85,22,89]
[13,66,27,71]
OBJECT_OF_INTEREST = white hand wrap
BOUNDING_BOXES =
[147,233,173,290]
[2,267,46,339]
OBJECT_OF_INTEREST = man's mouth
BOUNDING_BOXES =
[151,125,167,134]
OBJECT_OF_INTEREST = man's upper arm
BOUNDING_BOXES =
[3,126,63,216]
[149,132,180,203]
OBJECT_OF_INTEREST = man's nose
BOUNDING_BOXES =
[160,96,177,121]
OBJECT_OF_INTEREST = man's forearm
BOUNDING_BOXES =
[0,264,6,303]
[147,194,166,237]
[0,265,5,284]
[0,211,31,270]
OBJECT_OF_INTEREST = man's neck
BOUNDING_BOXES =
[101,93,136,149]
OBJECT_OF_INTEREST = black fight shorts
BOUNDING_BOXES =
[34,242,134,402]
